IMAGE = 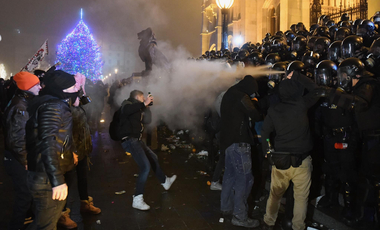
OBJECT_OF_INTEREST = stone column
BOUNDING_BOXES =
[368,0,380,18]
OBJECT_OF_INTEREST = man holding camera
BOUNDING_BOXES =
[120,90,176,210]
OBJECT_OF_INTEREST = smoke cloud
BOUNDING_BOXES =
[114,42,280,131]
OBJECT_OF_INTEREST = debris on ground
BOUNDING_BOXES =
[168,144,176,150]
[115,190,126,195]
[125,152,131,156]
[196,150,208,156]
[96,220,101,224]
[161,144,169,151]
[177,130,184,135]
[133,174,139,177]
[197,171,209,176]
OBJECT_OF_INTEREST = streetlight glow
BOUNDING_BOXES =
[115,68,118,74]
[216,0,234,9]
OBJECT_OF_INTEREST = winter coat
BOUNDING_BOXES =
[220,76,262,152]
[119,97,151,140]
[3,89,35,166]
[71,106,92,161]
[261,72,320,155]
[26,95,75,188]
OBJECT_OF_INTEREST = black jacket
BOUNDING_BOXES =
[119,98,151,139]
[71,106,92,161]
[262,72,319,154]
[328,74,380,132]
[3,89,35,166]
[220,76,262,151]
[26,95,75,187]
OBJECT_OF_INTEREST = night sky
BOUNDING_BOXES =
[0,0,202,73]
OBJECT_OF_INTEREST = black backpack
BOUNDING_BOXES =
[109,102,129,141]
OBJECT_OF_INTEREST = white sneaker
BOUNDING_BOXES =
[132,194,150,210]
[210,181,222,191]
[162,175,177,190]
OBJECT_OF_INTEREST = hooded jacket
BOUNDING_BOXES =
[261,72,319,155]
[119,97,152,140]
[26,95,75,188]
[3,89,35,166]
[220,76,262,151]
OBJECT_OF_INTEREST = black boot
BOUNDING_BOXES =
[352,179,377,228]
[342,182,356,226]
[317,177,339,208]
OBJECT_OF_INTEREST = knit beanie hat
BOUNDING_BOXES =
[13,72,40,91]
[40,70,76,99]
[44,70,76,90]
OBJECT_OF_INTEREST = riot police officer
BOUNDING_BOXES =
[314,60,358,226]
[291,35,308,61]
[325,58,380,228]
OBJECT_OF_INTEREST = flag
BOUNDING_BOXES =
[22,40,49,72]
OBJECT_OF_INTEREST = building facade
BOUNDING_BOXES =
[201,0,379,54]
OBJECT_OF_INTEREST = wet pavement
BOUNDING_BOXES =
[0,120,373,230]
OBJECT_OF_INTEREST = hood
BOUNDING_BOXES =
[278,79,304,101]
[234,75,258,95]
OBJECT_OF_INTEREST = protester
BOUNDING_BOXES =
[3,72,41,230]
[261,70,320,230]
[71,73,101,215]
[25,70,78,230]
[119,90,177,210]
[219,75,262,228]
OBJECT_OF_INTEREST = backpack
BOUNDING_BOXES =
[109,102,130,141]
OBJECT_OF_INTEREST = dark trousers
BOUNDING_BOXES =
[121,138,166,196]
[3,150,33,230]
[26,171,66,230]
[322,134,357,183]
[221,143,254,220]
[64,169,82,223]
[76,158,89,200]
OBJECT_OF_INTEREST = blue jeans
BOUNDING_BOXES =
[26,171,66,230]
[221,143,254,220]
[121,138,166,196]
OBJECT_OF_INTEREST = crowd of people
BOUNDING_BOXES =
[2,9,380,230]
[1,67,109,230]
[196,12,380,230]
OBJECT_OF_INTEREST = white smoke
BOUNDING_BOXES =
[114,42,280,130]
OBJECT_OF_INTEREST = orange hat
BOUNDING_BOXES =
[13,72,40,91]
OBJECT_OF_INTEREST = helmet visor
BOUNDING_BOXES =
[337,68,352,90]
[315,72,331,86]
[268,73,283,83]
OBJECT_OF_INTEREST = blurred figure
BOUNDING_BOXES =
[3,72,41,230]
[25,70,78,230]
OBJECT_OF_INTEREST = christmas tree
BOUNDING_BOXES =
[56,11,103,81]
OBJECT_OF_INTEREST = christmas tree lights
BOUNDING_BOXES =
[56,12,103,81]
